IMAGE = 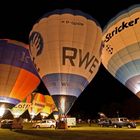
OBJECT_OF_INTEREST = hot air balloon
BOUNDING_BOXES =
[28,92,46,119]
[0,39,40,109]
[40,95,57,118]
[29,9,102,115]
[10,96,32,118]
[27,92,57,119]
[102,5,140,98]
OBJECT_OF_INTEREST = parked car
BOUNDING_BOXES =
[1,120,13,129]
[32,119,56,128]
[111,117,136,128]
[98,117,136,128]
[1,118,23,130]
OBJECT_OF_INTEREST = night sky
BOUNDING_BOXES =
[1,0,140,119]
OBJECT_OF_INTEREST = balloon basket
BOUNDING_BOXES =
[56,120,68,129]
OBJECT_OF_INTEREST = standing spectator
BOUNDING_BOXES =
[87,119,91,126]
[55,119,59,129]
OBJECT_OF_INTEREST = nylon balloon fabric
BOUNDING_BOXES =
[102,5,140,98]
[0,39,40,108]
[29,9,102,114]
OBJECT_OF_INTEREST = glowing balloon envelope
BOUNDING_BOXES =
[0,105,6,118]
[102,5,140,98]
[10,97,31,118]
[0,39,40,108]
[27,93,57,118]
[29,9,102,114]
[28,93,46,118]
[40,95,57,117]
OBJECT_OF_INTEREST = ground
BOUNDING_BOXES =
[1,122,140,140]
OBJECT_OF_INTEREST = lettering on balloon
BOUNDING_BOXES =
[61,20,84,26]
[104,17,140,42]
[62,47,99,74]
[15,103,31,109]
[29,32,43,72]
[34,102,45,108]
[61,82,68,86]
[20,51,30,63]
[103,44,113,54]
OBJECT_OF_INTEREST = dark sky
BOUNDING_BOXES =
[1,0,140,119]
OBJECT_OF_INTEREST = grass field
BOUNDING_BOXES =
[1,123,140,140]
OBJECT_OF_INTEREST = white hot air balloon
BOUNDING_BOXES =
[29,9,102,115]
[102,5,140,98]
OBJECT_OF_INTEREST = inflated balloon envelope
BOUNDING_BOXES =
[29,9,102,114]
[39,95,57,115]
[27,93,57,118]
[10,99,31,118]
[0,39,40,108]
[28,93,46,118]
[102,5,140,98]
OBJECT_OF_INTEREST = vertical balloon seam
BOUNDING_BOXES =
[5,52,14,85]
[59,11,63,97]
[82,14,88,88]
[14,43,28,98]
[129,8,140,77]
[5,46,18,98]
[87,24,101,85]
[68,12,76,97]
[83,19,92,85]
[16,70,29,99]
[58,14,61,97]
[125,9,139,78]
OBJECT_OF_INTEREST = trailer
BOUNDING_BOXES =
[66,117,76,127]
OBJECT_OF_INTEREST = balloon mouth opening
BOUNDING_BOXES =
[60,96,66,114]
[0,105,5,118]
[0,102,15,109]
[52,95,77,115]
